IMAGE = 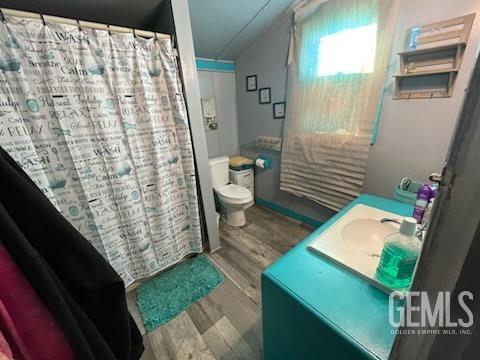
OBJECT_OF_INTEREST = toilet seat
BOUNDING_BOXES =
[217,184,252,204]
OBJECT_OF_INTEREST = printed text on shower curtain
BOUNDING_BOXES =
[0,15,203,286]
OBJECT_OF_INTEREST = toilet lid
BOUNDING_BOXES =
[218,184,251,200]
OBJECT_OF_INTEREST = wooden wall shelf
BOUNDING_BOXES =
[397,42,466,57]
[394,68,458,78]
[394,14,475,100]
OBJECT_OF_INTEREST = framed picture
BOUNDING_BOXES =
[273,101,286,119]
[246,75,257,91]
[259,87,271,104]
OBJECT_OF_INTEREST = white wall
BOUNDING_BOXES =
[197,70,239,158]
[235,18,291,145]
[235,0,480,219]
[362,0,480,197]
[167,0,220,250]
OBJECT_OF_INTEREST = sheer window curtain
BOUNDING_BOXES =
[280,0,399,211]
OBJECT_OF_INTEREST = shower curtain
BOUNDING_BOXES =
[0,14,203,286]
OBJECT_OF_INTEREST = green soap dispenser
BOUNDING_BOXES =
[376,217,420,289]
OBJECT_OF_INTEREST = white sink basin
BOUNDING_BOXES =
[308,204,404,293]
[341,219,397,256]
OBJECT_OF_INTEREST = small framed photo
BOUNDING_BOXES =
[258,87,271,104]
[246,75,257,91]
[273,101,286,119]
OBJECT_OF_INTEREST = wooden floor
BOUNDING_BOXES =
[127,205,313,360]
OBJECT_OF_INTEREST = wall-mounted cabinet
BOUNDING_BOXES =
[394,14,475,99]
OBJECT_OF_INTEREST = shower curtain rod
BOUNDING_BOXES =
[0,7,171,40]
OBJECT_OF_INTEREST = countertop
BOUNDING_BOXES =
[263,194,414,360]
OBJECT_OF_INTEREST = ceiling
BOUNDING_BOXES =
[0,0,296,61]
[188,0,296,61]
[0,0,165,31]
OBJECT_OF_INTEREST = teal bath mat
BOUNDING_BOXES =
[136,255,223,331]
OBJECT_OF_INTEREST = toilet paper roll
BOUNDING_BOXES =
[255,158,266,168]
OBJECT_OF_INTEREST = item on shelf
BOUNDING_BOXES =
[405,63,416,74]
[229,156,255,171]
[406,27,421,50]
[255,136,282,151]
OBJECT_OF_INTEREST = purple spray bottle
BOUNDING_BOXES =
[413,184,432,223]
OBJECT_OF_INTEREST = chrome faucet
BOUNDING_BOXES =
[380,218,402,225]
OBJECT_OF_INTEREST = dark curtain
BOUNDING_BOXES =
[0,147,143,359]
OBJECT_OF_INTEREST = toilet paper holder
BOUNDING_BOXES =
[256,155,272,169]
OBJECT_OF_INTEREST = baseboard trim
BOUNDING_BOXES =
[254,197,323,228]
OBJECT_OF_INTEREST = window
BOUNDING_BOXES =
[317,23,378,77]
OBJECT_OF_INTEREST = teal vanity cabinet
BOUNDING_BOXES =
[262,195,413,360]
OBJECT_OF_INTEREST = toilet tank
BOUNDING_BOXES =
[209,156,229,189]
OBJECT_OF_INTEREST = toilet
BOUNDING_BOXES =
[209,156,253,227]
